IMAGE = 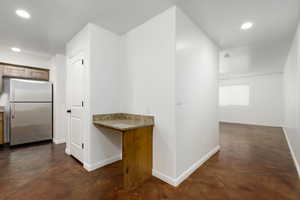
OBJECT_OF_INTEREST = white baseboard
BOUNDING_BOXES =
[83,154,122,172]
[282,128,300,178]
[65,148,70,155]
[153,145,220,187]
[53,138,66,144]
[152,169,177,186]
[174,145,220,186]
[219,120,282,128]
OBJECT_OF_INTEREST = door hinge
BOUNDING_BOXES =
[81,101,84,107]
[82,143,84,149]
[82,59,84,65]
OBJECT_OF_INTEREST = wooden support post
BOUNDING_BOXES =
[122,126,153,189]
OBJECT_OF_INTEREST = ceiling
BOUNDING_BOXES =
[219,40,291,78]
[0,0,299,55]
[177,0,299,75]
[179,0,300,49]
[0,0,179,54]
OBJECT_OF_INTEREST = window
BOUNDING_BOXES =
[219,85,250,106]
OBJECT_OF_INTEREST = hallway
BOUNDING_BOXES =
[212,123,300,199]
[1,123,300,200]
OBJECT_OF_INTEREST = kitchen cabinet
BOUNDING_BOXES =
[0,112,4,145]
[0,63,49,93]
[4,65,27,78]
[0,67,3,92]
[0,62,49,81]
[25,68,49,80]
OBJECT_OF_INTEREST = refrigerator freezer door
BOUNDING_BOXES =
[10,79,52,102]
[10,103,52,145]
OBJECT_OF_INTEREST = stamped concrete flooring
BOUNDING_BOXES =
[1,123,300,200]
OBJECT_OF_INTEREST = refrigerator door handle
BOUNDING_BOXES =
[10,80,15,102]
[11,103,15,119]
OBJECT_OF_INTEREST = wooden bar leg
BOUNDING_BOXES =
[122,126,153,189]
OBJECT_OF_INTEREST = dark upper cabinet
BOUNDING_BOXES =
[25,68,49,80]
[0,63,49,81]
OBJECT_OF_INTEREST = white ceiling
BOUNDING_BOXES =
[0,0,179,54]
[179,0,300,49]
[0,0,299,55]
[219,40,291,78]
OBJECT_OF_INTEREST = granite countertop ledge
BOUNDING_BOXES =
[93,113,154,131]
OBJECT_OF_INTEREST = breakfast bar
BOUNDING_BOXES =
[93,113,154,189]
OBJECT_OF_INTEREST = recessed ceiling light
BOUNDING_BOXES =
[241,22,253,30]
[11,47,21,52]
[16,9,31,19]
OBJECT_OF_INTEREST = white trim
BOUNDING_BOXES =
[282,127,300,178]
[174,145,220,186]
[152,170,177,186]
[219,71,283,80]
[53,138,66,144]
[219,121,282,128]
[153,145,220,187]
[83,154,122,172]
[65,148,71,155]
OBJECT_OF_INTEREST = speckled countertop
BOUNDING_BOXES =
[93,113,154,131]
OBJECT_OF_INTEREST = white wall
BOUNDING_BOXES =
[87,24,121,169]
[120,7,177,179]
[66,24,122,170]
[219,40,290,79]
[175,9,219,178]
[66,7,219,186]
[66,24,91,160]
[120,7,220,185]
[219,73,284,127]
[51,54,67,144]
[283,22,300,176]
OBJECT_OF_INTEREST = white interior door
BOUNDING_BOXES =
[68,54,85,162]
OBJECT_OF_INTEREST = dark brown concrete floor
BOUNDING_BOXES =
[1,123,300,200]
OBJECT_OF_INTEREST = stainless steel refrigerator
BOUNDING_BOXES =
[4,78,53,146]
